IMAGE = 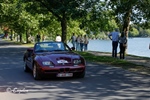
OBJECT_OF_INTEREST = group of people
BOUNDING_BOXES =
[70,33,89,51]
[36,29,128,59]
[108,28,127,59]
[55,33,89,52]
[36,33,89,52]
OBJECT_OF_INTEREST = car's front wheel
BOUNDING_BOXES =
[33,64,41,80]
[78,71,85,78]
[24,59,30,72]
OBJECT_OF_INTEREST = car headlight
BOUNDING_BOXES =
[73,59,81,65]
[42,61,54,67]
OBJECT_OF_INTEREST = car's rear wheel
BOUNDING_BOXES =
[33,64,41,80]
[24,59,30,72]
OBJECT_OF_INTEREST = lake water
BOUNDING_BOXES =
[68,38,150,58]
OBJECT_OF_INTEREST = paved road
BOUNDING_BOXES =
[0,39,150,100]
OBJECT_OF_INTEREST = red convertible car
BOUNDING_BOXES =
[23,41,86,80]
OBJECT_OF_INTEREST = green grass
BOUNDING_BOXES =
[5,39,34,47]
[76,51,135,66]
[76,51,150,75]
[20,43,34,47]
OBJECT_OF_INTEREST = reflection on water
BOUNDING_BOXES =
[68,38,150,58]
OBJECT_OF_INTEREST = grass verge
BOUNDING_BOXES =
[4,39,34,47]
[76,51,150,75]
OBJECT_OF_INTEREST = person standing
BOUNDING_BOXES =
[36,33,41,42]
[108,28,120,58]
[119,32,127,59]
[80,35,84,51]
[84,35,89,51]
[55,34,61,42]
[70,33,76,49]
[42,34,45,41]
[76,35,81,51]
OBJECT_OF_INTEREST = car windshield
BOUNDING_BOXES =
[34,42,70,52]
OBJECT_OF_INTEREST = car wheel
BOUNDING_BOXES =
[24,59,30,72]
[78,71,85,78]
[33,64,41,80]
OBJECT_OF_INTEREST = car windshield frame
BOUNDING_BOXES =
[34,42,71,53]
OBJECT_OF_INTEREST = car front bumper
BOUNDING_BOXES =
[37,65,85,78]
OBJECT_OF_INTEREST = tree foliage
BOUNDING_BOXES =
[105,0,150,36]
[21,0,87,42]
[0,0,149,43]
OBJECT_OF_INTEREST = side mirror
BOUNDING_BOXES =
[71,47,75,51]
[27,48,34,56]
[27,48,33,52]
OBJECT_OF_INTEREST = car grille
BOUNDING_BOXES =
[59,68,70,72]
[59,68,83,73]
[44,68,84,73]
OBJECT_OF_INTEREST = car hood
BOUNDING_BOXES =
[36,51,81,65]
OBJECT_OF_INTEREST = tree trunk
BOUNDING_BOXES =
[61,14,67,43]
[26,30,29,43]
[122,9,132,53]
[20,34,22,43]
[122,9,132,37]
[10,30,13,41]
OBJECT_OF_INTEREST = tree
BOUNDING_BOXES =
[22,0,87,43]
[0,0,20,41]
[105,0,150,37]
[79,1,118,34]
[129,27,139,37]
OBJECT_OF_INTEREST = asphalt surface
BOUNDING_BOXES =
[0,39,150,100]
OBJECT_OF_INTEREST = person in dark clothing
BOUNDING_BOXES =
[80,35,84,51]
[36,33,41,42]
[119,32,127,59]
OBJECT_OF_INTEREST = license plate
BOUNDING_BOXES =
[57,73,73,77]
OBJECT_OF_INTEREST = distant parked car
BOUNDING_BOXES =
[0,34,5,38]
[23,41,86,80]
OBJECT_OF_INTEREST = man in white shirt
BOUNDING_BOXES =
[55,34,61,42]
[108,28,120,58]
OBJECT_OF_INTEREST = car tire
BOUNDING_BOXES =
[33,64,41,80]
[78,71,85,78]
[24,59,30,72]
